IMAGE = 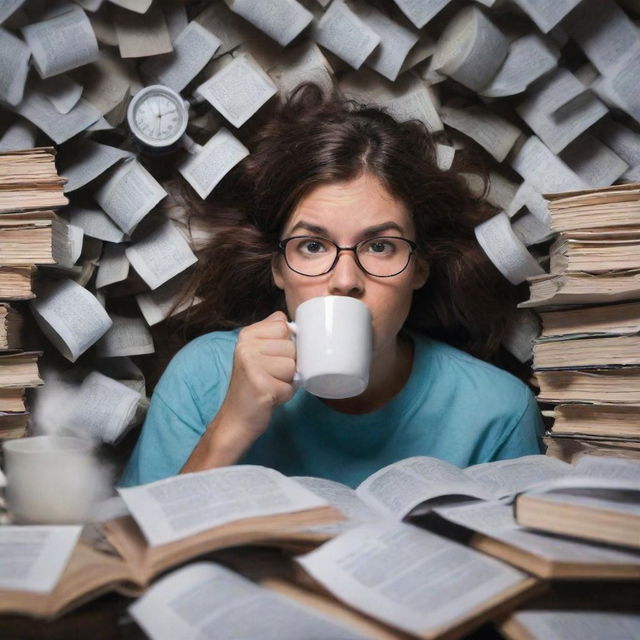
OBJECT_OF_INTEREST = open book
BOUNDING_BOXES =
[0,466,341,619]
[514,457,640,550]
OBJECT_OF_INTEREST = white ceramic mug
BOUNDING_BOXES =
[3,436,99,524]
[288,296,373,399]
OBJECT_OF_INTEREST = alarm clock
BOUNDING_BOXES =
[127,85,190,154]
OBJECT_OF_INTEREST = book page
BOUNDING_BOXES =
[507,182,550,224]
[67,206,125,243]
[392,0,450,28]
[96,243,129,288]
[141,21,221,92]
[94,159,167,235]
[195,1,254,57]
[0,27,30,106]
[516,69,608,154]
[340,69,443,131]
[560,133,628,187]
[0,526,81,593]
[15,86,103,145]
[130,562,370,640]
[435,501,640,566]
[355,456,496,519]
[312,0,380,70]
[563,0,640,75]
[511,211,553,246]
[431,5,509,93]
[609,51,640,125]
[196,53,277,128]
[474,212,545,285]
[118,466,329,546]
[573,455,640,484]
[268,40,333,95]
[502,309,539,363]
[178,127,249,199]
[464,455,573,498]
[481,33,558,98]
[39,74,82,115]
[96,314,154,358]
[21,6,99,78]
[293,476,379,535]
[440,104,521,162]
[297,520,527,637]
[30,278,112,362]
[0,121,37,153]
[511,0,580,33]
[0,0,26,24]
[136,273,198,325]
[225,0,313,47]
[59,140,132,193]
[510,136,587,194]
[594,119,640,169]
[65,371,140,443]
[349,0,418,82]
[125,220,197,290]
[506,611,640,640]
[114,4,173,58]
[435,143,455,170]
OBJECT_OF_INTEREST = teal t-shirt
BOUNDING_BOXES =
[120,329,544,488]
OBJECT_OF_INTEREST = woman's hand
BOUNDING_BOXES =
[222,310,297,435]
[180,311,296,473]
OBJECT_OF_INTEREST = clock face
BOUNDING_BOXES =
[128,86,188,148]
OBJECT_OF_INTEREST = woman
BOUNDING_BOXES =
[121,84,543,488]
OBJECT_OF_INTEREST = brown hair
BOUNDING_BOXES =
[177,83,519,362]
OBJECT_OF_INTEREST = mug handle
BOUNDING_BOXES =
[286,322,302,388]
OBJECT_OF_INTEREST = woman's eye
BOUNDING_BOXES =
[297,239,328,254]
[365,239,394,254]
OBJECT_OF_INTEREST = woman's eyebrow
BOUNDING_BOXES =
[287,221,405,237]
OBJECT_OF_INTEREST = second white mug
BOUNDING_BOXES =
[288,296,372,399]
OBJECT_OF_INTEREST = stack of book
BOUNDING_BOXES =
[0,147,68,441]
[520,183,640,461]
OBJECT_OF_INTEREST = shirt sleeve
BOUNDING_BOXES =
[489,389,545,461]
[118,335,232,487]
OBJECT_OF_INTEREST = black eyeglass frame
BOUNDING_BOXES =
[277,235,418,278]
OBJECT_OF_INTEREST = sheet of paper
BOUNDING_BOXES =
[178,127,249,199]
[312,0,380,70]
[39,75,83,115]
[195,1,254,57]
[391,0,450,28]
[125,220,197,291]
[94,159,167,235]
[114,4,173,58]
[141,21,221,92]
[506,182,551,224]
[594,119,640,169]
[436,144,455,171]
[511,211,553,246]
[516,69,608,153]
[118,466,329,546]
[66,371,140,443]
[130,562,370,640]
[0,121,37,152]
[0,526,81,593]
[30,278,111,362]
[511,0,581,33]
[196,53,277,128]
[431,5,509,93]
[340,69,443,132]
[225,0,313,47]
[268,40,333,94]
[136,274,198,325]
[563,0,640,75]
[14,85,103,144]
[441,104,521,162]
[59,140,132,193]
[348,0,418,82]
[560,133,628,187]
[97,314,154,358]
[96,243,129,288]
[481,33,559,98]
[609,52,640,123]
[510,136,587,194]
[0,0,26,24]
[0,27,30,106]
[474,212,545,285]
[110,0,153,12]
[297,521,526,637]
[502,309,539,363]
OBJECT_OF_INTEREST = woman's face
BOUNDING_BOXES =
[272,173,429,358]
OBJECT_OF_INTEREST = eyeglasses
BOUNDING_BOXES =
[278,235,417,277]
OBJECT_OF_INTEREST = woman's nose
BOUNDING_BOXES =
[327,251,365,297]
